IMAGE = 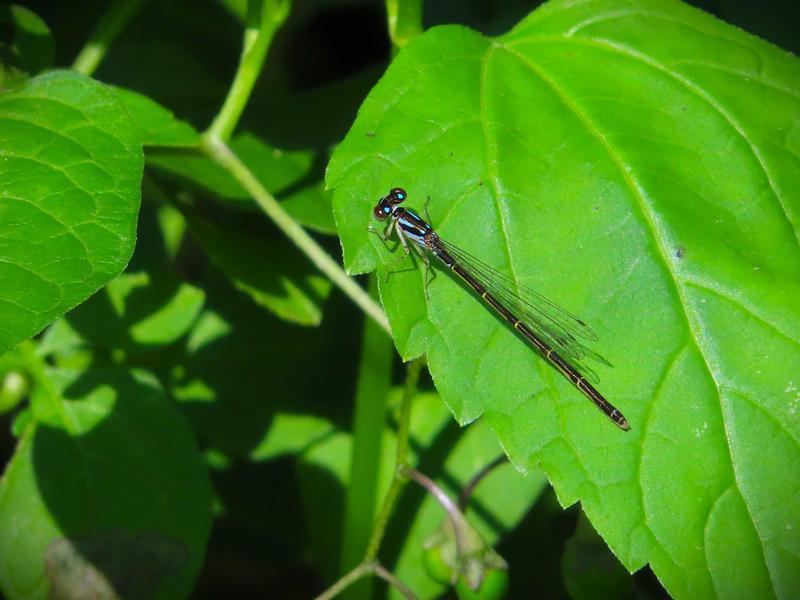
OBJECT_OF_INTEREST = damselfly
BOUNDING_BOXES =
[372,187,629,431]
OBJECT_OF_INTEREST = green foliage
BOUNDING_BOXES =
[0,4,53,86]
[1,0,798,598]
[0,363,212,599]
[329,0,800,597]
[0,70,143,356]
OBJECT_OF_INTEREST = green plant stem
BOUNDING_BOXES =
[458,455,507,510]
[373,563,418,600]
[16,341,70,432]
[363,357,424,561]
[314,562,373,600]
[314,561,417,600]
[339,277,393,598]
[72,0,150,75]
[403,466,467,558]
[200,134,391,333]
[385,0,423,50]
[206,0,291,141]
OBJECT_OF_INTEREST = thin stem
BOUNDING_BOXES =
[72,0,150,75]
[404,466,469,561]
[363,357,424,561]
[339,277,393,597]
[315,561,417,600]
[404,467,459,514]
[314,562,373,600]
[200,135,390,333]
[458,455,507,510]
[206,0,291,141]
[16,341,72,432]
[384,0,423,51]
[373,564,418,600]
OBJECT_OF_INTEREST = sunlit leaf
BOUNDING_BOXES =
[114,86,200,148]
[327,0,800,597]
[0,70,143,355]
[40,272,205,353]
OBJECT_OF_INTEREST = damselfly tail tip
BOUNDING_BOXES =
[609,408,630,431]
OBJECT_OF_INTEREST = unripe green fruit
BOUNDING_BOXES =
[455,568,509,600]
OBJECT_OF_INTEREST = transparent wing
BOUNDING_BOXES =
[436,238,611,382]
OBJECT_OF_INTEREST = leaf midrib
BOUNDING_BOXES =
[493,39,777,592]
[508,33,800,248]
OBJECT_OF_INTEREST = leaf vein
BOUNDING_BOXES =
[498,41,777,591]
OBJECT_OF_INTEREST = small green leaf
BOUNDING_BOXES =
[113,86,200,148]
[327,1,800,598]
[0,70,143,355]
[234,133,335,234]
[148,133,336,233]
[0,366,213,599]
[184,207,330,326]
[168,272,347,459]
[43,272,205,352]
[0,5,53,85]
[111,273,205,346]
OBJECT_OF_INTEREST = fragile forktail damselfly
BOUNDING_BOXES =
[372,187,629,431]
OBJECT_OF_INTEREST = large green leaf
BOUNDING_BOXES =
[0,365,213,599]
[327,0,800,598]
[0,70,143,355]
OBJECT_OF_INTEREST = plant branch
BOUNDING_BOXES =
[404,466,471,562]
[339,276,393,592]
[458,455,507,510]
[199,135,391,333]
[373,563,418,600]
[363,357,424,561]
[72,0,150,75]
[384,0,423,50]
[314,561,417,600]
[314,562,373,600]
[206,0,291,141]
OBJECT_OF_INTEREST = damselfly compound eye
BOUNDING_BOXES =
[373,203,389,220]
[390,187,407,204]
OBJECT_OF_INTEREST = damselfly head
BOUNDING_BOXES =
[373,188,407,220]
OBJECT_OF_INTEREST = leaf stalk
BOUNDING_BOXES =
[206,0,292,141]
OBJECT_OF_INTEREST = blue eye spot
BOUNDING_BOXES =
[383,206,390,213]
[397,193,405,200]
